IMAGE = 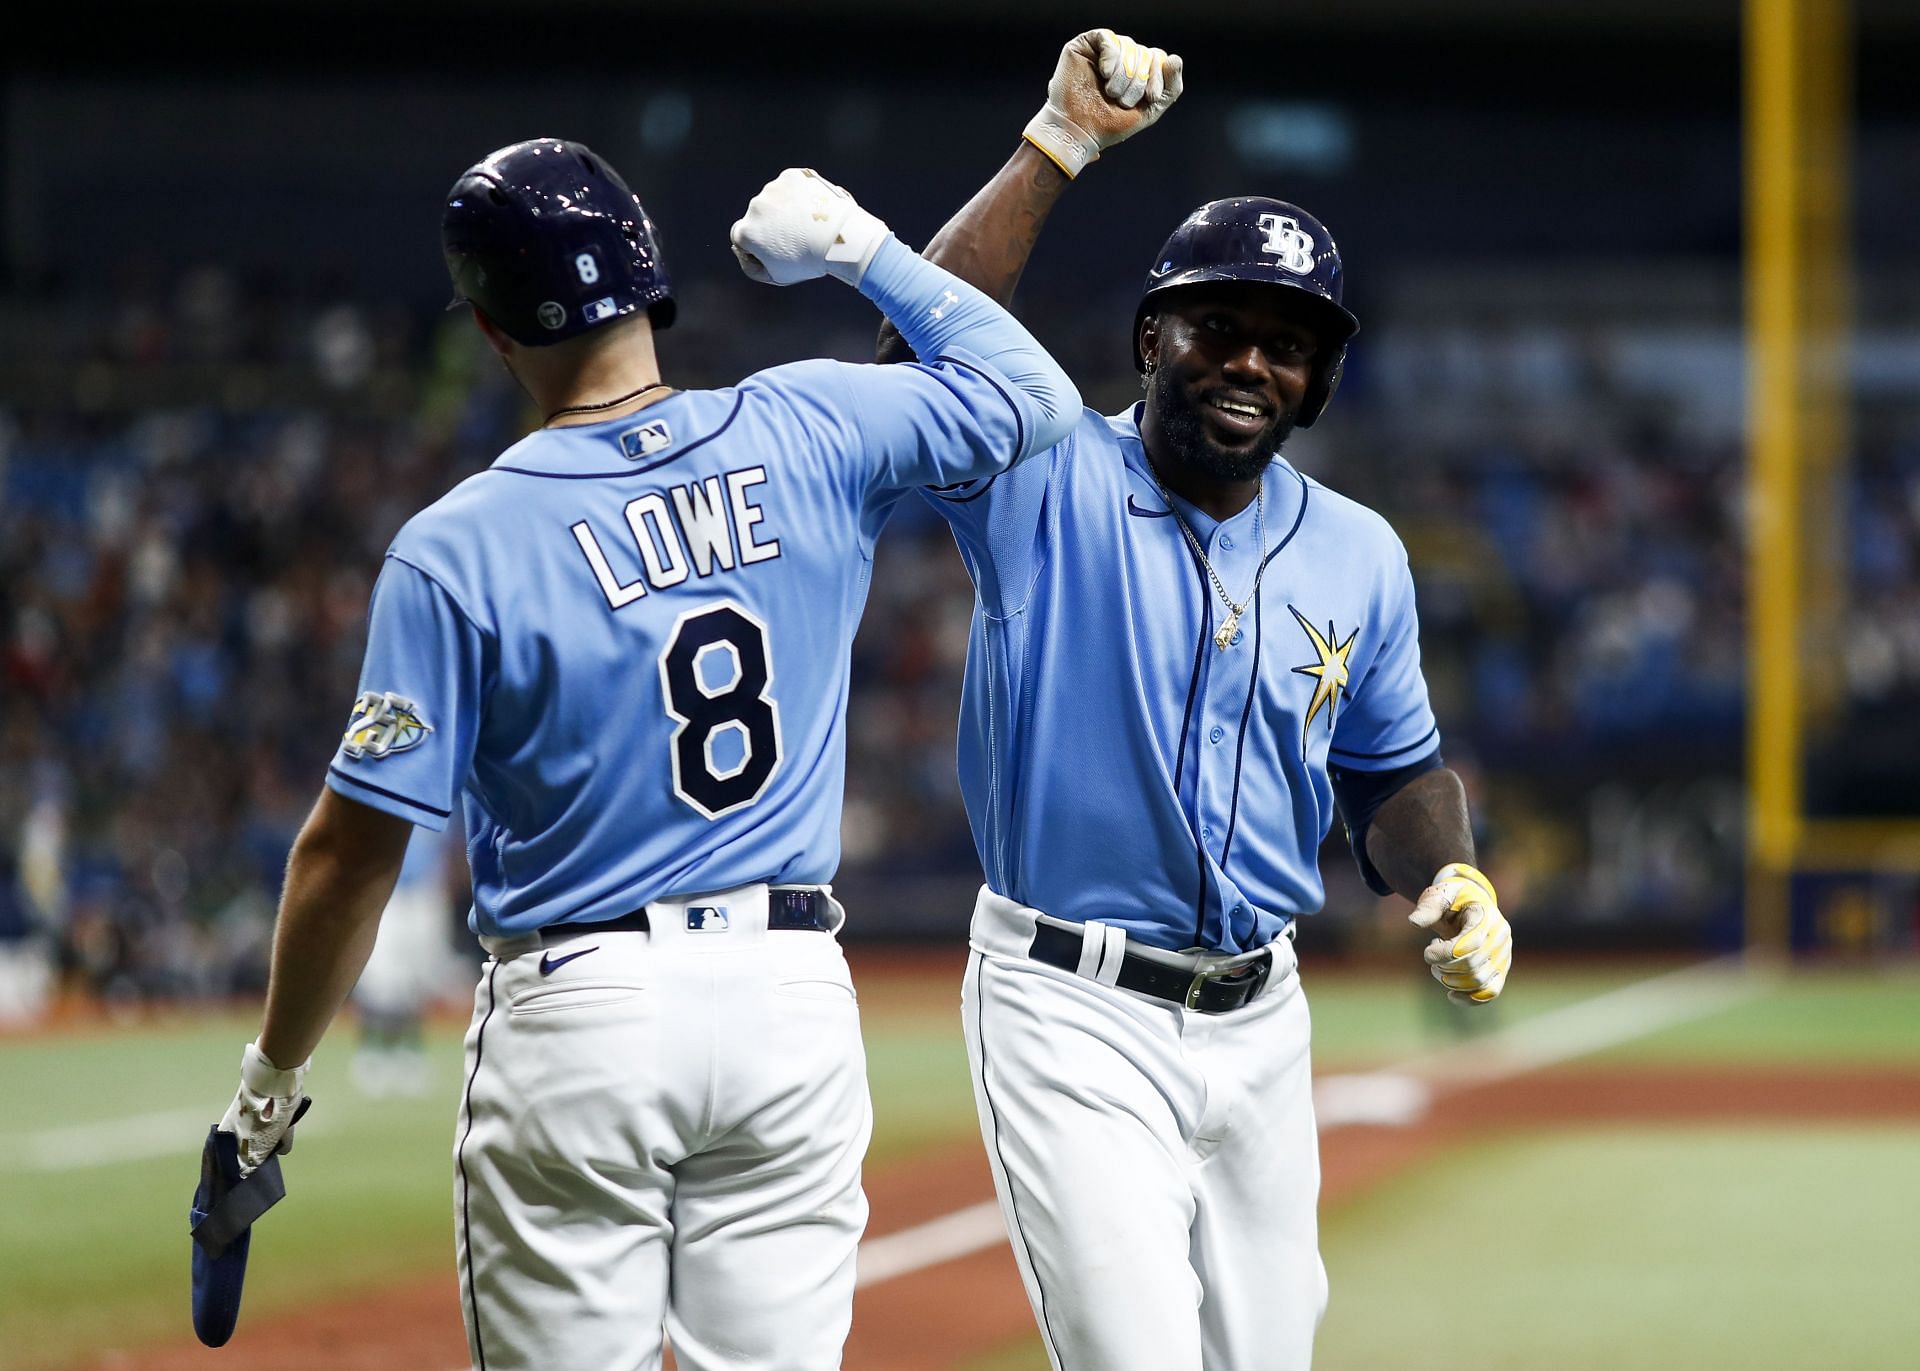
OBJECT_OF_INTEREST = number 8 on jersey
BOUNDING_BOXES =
[659,601,782,819]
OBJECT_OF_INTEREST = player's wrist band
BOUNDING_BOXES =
[1023,107,1101,179]
[1435,861,1498,907]
[239,1042,307,1096]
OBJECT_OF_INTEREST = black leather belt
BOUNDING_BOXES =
[543,889,833,939]
[1028,921,1273,1014]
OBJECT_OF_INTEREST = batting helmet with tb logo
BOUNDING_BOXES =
[1134,197,1359,427]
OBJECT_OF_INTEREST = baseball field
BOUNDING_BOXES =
[3,949,1917,1371]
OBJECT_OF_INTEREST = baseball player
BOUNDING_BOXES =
[878,32,1515,1369]
[207,140,1078,1369]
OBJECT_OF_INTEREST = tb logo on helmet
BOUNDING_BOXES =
[1257,213,1316,275]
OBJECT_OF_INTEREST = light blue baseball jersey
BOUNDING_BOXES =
[925,404,1439,955]
[325,237,1077,936]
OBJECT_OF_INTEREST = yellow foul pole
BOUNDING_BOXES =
[1744,0,1851,957]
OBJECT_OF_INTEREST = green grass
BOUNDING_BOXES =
[1301,965,1654,1067]
[1303,962,1920,1070]
[864,1013,976,1165]
[1591,966,1920,1065]
[954,1334,1051,1371]
[0,1015,466,1368]
[1316,1125,1920,1371]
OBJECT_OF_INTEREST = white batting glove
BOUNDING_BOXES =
[1409,862,1513,1005]
[1023,28,1185,180]
[729,168,891,288]
[217,1041,311,1176]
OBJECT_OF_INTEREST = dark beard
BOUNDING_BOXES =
[1147,367,1295,483]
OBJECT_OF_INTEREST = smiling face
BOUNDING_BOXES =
[1138,283,1326,483]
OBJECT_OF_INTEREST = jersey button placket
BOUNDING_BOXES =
[1198,515,1263,947]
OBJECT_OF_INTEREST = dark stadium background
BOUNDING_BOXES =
[3,0,1917,1006]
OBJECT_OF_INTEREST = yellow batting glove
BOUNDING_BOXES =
[1409,862,1513,1005]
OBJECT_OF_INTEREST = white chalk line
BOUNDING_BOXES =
[1393,954,1773,1086]
[3,1105,336,1173]
[1312,954,1776,1125]
[856,1200,1006,1288]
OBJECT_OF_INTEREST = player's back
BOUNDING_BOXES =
[334,367,895,936]
[327,233,1081,935]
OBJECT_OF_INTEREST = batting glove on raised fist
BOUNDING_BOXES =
[730,168,891,288]
[1410,862,1514,1005]
[217,1041,312,1176]
[1024,28,1185,180]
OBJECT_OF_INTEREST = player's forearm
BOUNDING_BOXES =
[876,143,1069,365]
[1364,767,1476,903]
[257,790,412,1068]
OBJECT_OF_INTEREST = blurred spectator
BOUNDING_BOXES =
[2,260,1915,1009]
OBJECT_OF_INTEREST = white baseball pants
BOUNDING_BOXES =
[963,887,1326,1371]
[455,884,872,1371]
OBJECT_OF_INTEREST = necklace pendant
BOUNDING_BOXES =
[1214,610,1240,651]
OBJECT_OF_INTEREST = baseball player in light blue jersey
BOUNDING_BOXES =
[879,33,1516,1369]
[204,142,1076,1369]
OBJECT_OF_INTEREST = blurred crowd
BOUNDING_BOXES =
[2,266,1917,1013]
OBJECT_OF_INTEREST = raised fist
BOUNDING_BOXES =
[1024,29,1185,180]
[729,168,891,288]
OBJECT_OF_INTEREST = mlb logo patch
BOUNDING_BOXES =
[619,419,674,461]
[582,296,620,324]
[685,906,730,933]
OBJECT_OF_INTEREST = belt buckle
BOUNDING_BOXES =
[1184,968,1210,1011]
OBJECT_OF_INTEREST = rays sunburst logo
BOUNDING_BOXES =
[1288,606,1359,758]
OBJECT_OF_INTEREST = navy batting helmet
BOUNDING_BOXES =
[1134,197,1358,427]
[443,138,674,347]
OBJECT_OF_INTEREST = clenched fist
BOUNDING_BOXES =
[730,168,892,288]
[1024,28,1186,179]
[1409,862,1514,1004]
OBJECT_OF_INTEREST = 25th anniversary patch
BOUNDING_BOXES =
[341,691,434,761]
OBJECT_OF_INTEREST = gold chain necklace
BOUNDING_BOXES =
[1157,482,1268,650]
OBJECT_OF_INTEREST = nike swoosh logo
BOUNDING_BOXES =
[1127,493,1171,518]
[538,946,600,975]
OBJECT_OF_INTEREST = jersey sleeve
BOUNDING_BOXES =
[324,556,486,831]
[824,347,1053,493]
[837,236,1079,492]
[1329,547,1441,771]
